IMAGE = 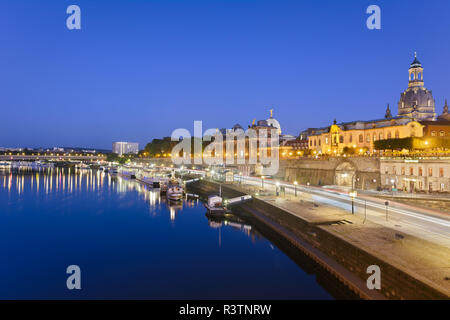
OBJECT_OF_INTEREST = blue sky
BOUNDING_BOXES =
[1,0,449,149]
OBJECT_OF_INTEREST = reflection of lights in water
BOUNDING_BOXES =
[8,173,12,192]
[170,207,175,221]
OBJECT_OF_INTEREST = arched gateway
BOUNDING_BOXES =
[334,161,357,187]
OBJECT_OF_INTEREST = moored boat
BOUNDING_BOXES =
[166,184,183,201]
[160,183,168,194]
[204,195,230,216]
[0,162,11,170]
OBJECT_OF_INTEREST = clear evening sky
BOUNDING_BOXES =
[1,0,449,149]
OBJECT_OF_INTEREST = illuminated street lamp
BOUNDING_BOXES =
[349,190,357,214]
[261,176,265,189]
[276,182,280,196]
[294,181,298,197]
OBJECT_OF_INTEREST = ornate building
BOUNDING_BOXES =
[398,53,437,121]
[306,54,448,155]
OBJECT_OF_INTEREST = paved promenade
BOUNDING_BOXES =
[227,182,450,297]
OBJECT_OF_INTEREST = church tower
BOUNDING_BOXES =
[398,53,436,121]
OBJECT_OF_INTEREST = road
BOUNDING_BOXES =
[234,175,450,247]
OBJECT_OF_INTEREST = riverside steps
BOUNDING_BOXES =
[186,179,450,300]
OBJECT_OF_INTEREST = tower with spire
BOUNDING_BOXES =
[385,104,392,119]
[397,52,436,121]
[438,99,450,121]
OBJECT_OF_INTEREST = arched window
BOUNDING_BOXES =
[387,132,392,139]
[410,73,415,81]
[366,134,370,143]
[379,132,383,140]
[440,131,445,137]
[395,131,400,139]
[349,134,353,143]
[359,134,363,143]
[339,136,344,143]
[431,131,437,137]
[418,72,422,80]
[373,133,377,141]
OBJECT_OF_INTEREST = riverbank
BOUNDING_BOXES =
[186,179,450,300]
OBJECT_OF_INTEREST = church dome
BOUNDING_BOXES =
[232,123,243,131]
[398,53,436,121]
[266,117,281,134]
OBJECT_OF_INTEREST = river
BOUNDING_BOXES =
[0,168,338,299]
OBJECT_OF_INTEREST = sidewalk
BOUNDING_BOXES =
[225,182,450,297]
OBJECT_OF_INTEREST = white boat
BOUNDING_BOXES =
[204,195,230,216]
[166,184,184,201]
[0,162,11,170]
[76,163,90,170]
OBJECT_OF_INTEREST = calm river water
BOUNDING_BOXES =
[0,169,337,299]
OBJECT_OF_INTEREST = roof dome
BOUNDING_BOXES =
[232,123,243,131]
[410,52,422,68]
[266,117,281,135]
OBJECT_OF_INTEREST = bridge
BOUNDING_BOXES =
[0,154,107,162]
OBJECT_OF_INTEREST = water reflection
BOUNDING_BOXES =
[0,168,341,299]
[1,169,267,244]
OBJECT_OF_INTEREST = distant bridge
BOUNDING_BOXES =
[0,154,106,162]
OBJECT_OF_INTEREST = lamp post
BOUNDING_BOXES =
[385,201,389,221]
[261,176,265,189]
[294,181,298,197]
[349,190,357,214]
[239,172,242,185]
[276,182,280,196]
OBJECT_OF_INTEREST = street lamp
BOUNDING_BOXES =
[261,176,265,189]
[294,181,298,197]
[276,182,280,196]
[385,201,389,221]
[239,172,242,185]
[391,179,396,197]
[349,190,357,214]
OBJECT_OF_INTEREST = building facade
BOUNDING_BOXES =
[308,117,423,155]
[307,54,448,155]
[112,142,139,155]
[381,157,450,193]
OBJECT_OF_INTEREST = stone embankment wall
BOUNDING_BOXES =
[187,180,448,300]
[277,157,381,190]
